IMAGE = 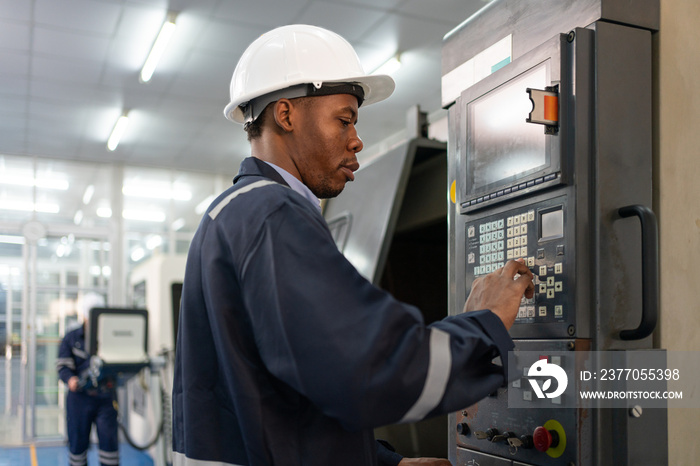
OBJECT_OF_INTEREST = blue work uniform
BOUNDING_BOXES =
[172,157,514,466]
[57,325,119,466]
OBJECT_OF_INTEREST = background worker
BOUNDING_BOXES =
[172,24,534,466]
[57,293,119,466]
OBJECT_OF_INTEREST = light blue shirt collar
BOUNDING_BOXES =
[262,160,322,212]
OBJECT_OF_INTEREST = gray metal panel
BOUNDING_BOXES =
[592,22,654,351]
[442,0,659,105]
[323,141,415,284]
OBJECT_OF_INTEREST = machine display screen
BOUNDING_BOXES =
[467,62,550,197]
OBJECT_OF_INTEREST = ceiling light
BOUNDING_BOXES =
[107,112,130,151]
[122,184,192,201]
[0,174,69,190]
[171,218,186,231]
[73,210,83,225]
[82,185,95,204]
[0,200,59,213]
[131,247,146,262]
[372,54,401,76]
[146,235,163,250]
[96,207,113,218]
[122,209,166,222]
[140,11,178,83]
[0,235,25,245]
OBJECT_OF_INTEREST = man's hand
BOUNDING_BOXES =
[68,376,80,392]
[463,259,535,330]
[398,458,452,465]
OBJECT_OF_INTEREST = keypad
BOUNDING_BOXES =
[466,204,568,325]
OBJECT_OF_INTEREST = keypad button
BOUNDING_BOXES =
[507,216,513,227]
[513,215,521,225]
[521,224,528,235]
[527,256,535,267]
[513,236,520,247]
[468,225,476,238]
[527,210,535,222]
[554,305,563,316]
[547,276,555,286]
[497,241,504,251]
[546,289,555,299]
[468,252,475,264]
[539,283,547,294]
[527,306,535,317]
[520,213,528,223]
[520,247,528,257]
[479,224,486,234]
[513,225,521,236]
[555,263,563,274]
[537,248,545,259]
[497,219,504,229]
[520,235,527,246]
[539,265,547,276]
[507,249,514,259]
[555,281,563,292]
[539,306,547,316]
[507,227,514,238]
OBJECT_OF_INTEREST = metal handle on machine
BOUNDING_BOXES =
[617,205,659,340]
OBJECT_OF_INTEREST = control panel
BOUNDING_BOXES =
[465,196,572,335]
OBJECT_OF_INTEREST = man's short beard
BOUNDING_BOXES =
[310,180,345,199]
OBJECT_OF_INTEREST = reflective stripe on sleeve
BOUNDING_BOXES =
[55,357,75,370]
[173,452,242,466]
[399,327,451,423]
[208,180,277,220]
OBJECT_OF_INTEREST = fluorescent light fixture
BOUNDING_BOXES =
[195,195,215,215]
[0,174,69,190]
[0,235,25,245]
[130,247,146,262]
[140,12,178,83]
[107,112,130,151]
[74,210,84,225]
[0,200,59,213]
[96,207,113,218]
[146,235,163,250]
[122,209,166,222]
[83,185,95,204]
[372,54,401,76]
[122,184,192,201]
[171,218,186,231]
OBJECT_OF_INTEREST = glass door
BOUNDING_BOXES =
[0,223,110,445]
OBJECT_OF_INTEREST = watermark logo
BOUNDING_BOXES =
[527,359,568,399]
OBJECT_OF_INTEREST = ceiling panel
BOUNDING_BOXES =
[212,0,310,29]
[34,0,122,34]
[0,19,31,51]
[296,2,389,43]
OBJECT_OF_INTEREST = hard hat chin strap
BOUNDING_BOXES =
[242,82,365,129]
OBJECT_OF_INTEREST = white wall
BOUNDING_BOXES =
[657,0,700,463]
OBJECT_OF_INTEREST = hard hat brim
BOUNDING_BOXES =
[223,73,395,124]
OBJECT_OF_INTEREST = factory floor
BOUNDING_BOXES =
[0,443,154,466]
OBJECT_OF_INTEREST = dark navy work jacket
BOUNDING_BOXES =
[171,157,514,466]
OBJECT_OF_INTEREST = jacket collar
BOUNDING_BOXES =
[233,157,289,187]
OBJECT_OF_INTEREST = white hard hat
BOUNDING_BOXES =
[78,292,105,321]
[223,24,395,126]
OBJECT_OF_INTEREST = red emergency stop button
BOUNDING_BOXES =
[533,426,559,452]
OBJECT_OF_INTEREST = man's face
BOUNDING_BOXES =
[290,93,363,199]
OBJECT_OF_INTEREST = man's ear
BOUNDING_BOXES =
[272,99,294,132]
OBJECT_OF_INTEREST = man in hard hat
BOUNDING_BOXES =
[57,293,120,466]
[172,24,534,466]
